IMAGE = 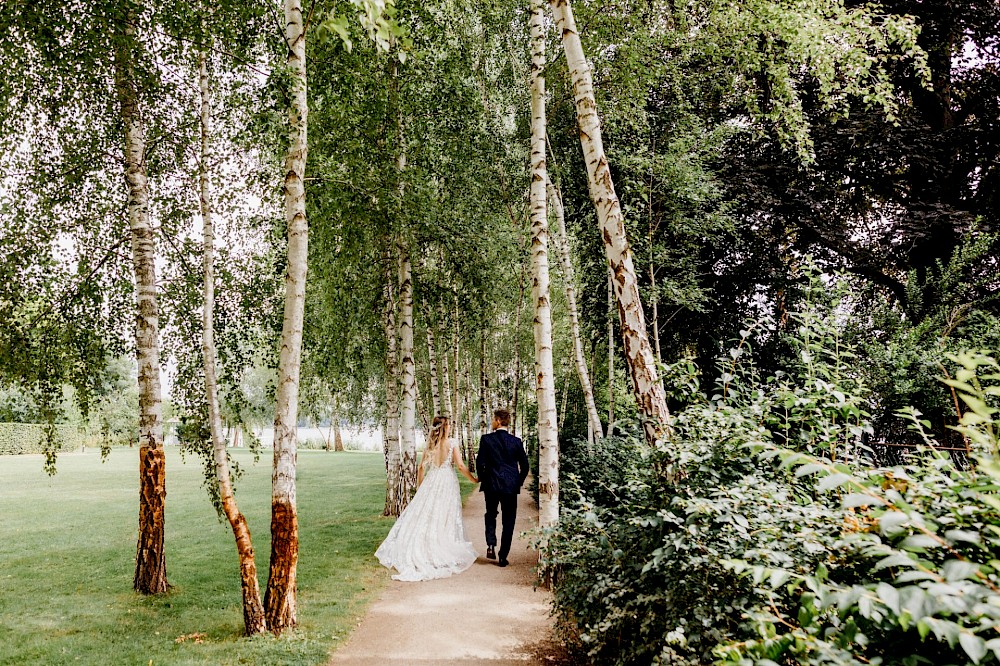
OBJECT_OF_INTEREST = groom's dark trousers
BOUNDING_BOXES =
[484,491,518,561]
[476,429,530,562]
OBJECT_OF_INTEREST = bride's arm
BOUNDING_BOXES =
[417,450,426,487]
[452,445,478,483]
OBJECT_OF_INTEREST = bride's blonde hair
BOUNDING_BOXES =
[426,416,451,465]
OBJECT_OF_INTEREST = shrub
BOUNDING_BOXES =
[539,284,1000,666]
[0,423,85,456]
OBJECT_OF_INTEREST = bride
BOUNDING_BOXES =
[376,415,480,581]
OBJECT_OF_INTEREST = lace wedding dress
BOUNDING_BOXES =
[375,443,478,581]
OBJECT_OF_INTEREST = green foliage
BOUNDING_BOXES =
[0,423,85,456]
[718,352,1000,665]
[850,232,1000,445]
[540,288,1000,666]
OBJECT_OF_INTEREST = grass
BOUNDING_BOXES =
[0,447,398,665]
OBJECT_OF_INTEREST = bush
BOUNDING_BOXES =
[0,423,85,456]
[539,285,1000,666]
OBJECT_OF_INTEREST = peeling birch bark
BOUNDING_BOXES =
[113,13,168,596]
[426,319,441,416]
[382,279,403,516]
[548,0,670,446]
[548,178,604,441]
[530,0,559,529]
[265,0,308,633]
[198,47,267,635]
[397,239,418,504]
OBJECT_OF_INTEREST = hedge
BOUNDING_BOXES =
[0,423,86,456]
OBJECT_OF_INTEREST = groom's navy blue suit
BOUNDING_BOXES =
[476,428,530,563]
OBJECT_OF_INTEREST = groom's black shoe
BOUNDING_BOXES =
[486,545,496,560]
[498,558,509,567]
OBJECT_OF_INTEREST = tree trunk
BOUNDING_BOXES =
[198,47,267,635]
[415,379,431,433]
[548,178,603,441]
[463,364,476,472]
[559,362,570,429]
[426,319,441,416]
[440,321,453,419]
[397,239,418,505]
[265,0,307,633]
[113,14,168,596]
[607,269,615,437]
[332,412,344,452]
[548,0,670,446]
[510,258,528,434]
[479,334,489,435]
[530,0,559,529]
[450,300,461,420]
[382,279,403,517]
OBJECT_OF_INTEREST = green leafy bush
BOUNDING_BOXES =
[0,423,85,456]
[539,285,1000,666]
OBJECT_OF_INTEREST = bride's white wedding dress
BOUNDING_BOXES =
[375,443,478,581]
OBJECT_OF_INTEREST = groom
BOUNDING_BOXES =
[476,408,530,567]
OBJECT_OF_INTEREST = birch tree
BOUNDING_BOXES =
[548,178,603,441]
[197,42,267,635]
[426,316,441,415]
[265,0,308,633]
[397,238,418,503]
[382,278,404,516]
[547,0,670,446]
[529,0,559,528]
[111,12,169,596]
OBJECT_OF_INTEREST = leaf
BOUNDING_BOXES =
[917,618,931,640]
[944,529,981,545]
[900,534,941,550]
[842,493,881,508]
[795,463,826,477]
[817,472,853,492]
[960,633,987,664]
[876,582,900,614]
[959,394,997,418]
[769,568,792,589]
[878,511,909,535]
[985,637,1000,661]
[895,570,938,583]
[874,552,917,572]
[942,559,979,582]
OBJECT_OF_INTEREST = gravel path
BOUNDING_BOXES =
[328,483,561,665]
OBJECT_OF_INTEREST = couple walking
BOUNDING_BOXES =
[376,409,530,581]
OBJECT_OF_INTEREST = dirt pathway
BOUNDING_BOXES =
[328,484,560,665]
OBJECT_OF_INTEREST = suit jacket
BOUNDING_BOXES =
[476,429,530,495]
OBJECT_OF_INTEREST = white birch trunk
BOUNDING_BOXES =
[382,280,403,516]
[397,239,418,504]
[266,0,307,633]
[548,178,603,441]
[451,300,461,422]
[479,334,489,435]
[113,15,168,596]
[440,320,453,418]
[530,0,559,529]
[510,257,528,432]
[198,48,267,635]
[607,268,615,437]
[426,321,441,416]
[548,0,670,446]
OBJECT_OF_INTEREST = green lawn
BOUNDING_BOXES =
[0,447,398,665]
